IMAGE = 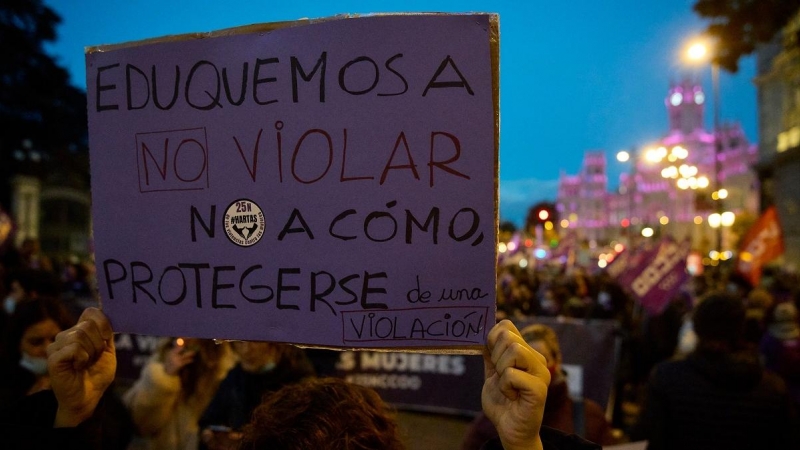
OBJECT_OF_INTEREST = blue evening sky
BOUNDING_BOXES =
[43,0,757,226]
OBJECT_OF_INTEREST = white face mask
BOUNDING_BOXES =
[20,352,49,376]
[259,361,276,373]
[3,296,16,315]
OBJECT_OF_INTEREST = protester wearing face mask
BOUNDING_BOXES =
[462,323,614,450]
[0,297,73,413]
[1,269,63,351]
[198,341,315,450]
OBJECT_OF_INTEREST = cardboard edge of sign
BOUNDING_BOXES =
[93,13,500,355]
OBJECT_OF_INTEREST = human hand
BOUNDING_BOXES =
[47,307,116,428]
[201,427,243,450]
[482,320,550,450]
[163,341,196,376]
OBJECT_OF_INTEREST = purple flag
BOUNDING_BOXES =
[629,239,691,316]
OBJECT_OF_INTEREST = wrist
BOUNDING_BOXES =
[499,434,544,450]
[54,406,92,428]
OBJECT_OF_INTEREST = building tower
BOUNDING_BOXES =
[666,79,706,135]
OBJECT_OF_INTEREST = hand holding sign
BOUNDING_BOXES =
[482,320,550,450]
[48,307,116,428]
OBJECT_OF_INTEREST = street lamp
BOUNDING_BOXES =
[685,37,723,252]
[616,148,638,239]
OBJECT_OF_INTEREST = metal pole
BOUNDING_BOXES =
[712,63,723,252]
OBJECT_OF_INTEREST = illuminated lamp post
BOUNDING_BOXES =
[685,38,723,252]
[616,148,637,239]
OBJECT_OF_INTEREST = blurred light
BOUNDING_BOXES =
[686,41,709,62]
[667,154,677,162]
[709,250,720,260]
[538,209,549,221]
[560,219,570,228]
[740,252,752,262]
[524,238,533,248]
[534,248,547,259]
[589,239,598,249]
[631,217,640,225]
[697,176,709,188]
[719,252,729,261]
[599,253,607,261]
[659,216,669,225]
[710,259,719,266]
[694,215,703,225]
[645,148,661,163]
[544,221,554,231]
[642,227,654,238]
[723,251,734,260]
[661,166,678,179]
[614,243,624,253]
[708,213,721,228]
[718,188,729,199]
[519,259,528,268]
[679,164,698,178]
[569,213,578,222]
[677,178,689,190]
[694,91,705,104]
[498,243,507,253]
[711,191,719,200]
[672,146,689,159]
[176,338,185,347]
[598,259,608,269]
[702,257,711,265]
[616,151,630,162]
[620,218,630,228]
[688,177,698,189]
[507,241,518,252]
[721,211,735,227]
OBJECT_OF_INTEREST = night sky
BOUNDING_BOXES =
[44,0,757,225]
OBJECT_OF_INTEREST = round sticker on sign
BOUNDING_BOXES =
[223,199,265,247]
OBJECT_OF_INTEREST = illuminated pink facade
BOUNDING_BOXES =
[557,80,758,250]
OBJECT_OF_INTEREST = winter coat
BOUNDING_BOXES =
[632,347,797,449]
[123,348,235,450]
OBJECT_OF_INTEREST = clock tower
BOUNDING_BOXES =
[666,79,705,135]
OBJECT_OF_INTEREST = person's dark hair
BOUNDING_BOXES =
[4,268,63,299]
[2,297,74,361]
[239,377,403,450]
[693,292,745,349]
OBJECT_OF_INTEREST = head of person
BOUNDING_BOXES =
[766,301,800,340]
[3,269,62,315]
[3,297,73,375]
[239,377,403,450]
[521,323,563,383]
[693,292,746,351]
[231,340,293,373]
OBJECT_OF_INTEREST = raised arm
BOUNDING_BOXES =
[47,307,116,428]
[482,320,550,450]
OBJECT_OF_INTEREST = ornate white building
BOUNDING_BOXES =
[557,80,758,253]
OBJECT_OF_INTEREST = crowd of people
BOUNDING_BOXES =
[1,234,799,449]
[496,252,800,447]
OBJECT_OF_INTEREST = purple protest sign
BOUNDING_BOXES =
[86,15,498,351]
[629,239,690,316]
